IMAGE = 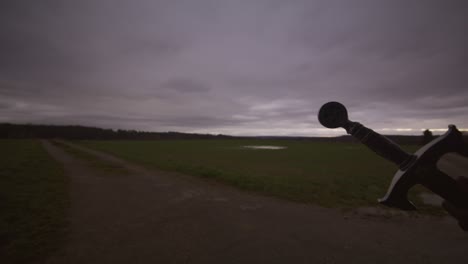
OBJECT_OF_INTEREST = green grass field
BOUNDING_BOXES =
[52,140,129,176]
[0,140,68,264]
[80,139,432,210]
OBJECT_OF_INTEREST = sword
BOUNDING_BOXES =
[318,101,468,210]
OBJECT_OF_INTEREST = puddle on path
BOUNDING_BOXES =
[242,145,287,150]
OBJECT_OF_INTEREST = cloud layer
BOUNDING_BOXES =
[1,0,467,136]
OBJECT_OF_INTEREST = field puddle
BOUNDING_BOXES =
[242,145,287,150]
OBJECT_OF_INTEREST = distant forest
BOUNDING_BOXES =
[1,123,459,145]
[0,123,232,140]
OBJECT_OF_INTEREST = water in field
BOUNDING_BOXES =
[242,145,287,150]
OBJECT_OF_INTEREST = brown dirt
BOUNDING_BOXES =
[42,140,468,264]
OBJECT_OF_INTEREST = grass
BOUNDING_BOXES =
[52,141,128,176]
[0,140,68,264]
[80,139,437,212]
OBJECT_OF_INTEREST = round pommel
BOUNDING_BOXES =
[318,101,349,128]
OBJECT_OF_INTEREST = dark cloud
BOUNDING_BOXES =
[0,0,467,136]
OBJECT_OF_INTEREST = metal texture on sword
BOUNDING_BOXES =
[318,101,468,210]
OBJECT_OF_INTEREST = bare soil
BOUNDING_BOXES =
[43,140,468,264]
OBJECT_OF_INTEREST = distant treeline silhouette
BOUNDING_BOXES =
[0,123,232,140]
[1,123,460,145]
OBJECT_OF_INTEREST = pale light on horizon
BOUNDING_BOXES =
[188,127,468,137]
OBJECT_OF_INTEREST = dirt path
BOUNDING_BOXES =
[42,140,468,264]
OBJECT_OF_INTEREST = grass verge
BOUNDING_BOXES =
[0,140,68,264]
[52,141,128,176]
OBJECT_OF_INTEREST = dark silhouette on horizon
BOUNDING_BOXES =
[423,129,435,145]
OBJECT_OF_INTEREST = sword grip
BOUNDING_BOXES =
[344,121,414,169]
[421,170,468,209]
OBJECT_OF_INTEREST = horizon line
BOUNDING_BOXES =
[2,122,467,138]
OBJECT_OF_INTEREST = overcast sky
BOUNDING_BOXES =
[1,0,467,136]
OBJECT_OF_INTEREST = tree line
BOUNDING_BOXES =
[0,123,232,140]
[1,123,460,145]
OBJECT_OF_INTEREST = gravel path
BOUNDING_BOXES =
[42,140,468,264]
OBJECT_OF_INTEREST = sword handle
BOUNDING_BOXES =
[421,170,468,209]
[344,121,415,169]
